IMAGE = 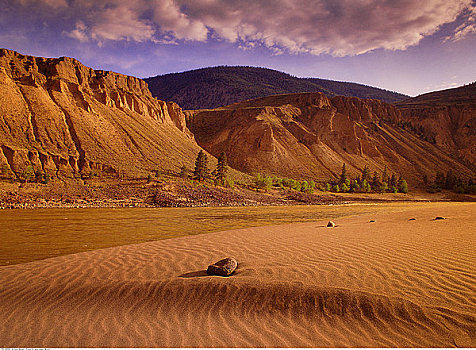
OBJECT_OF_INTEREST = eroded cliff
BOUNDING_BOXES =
[187,92,474,185]
[0,49,199,179]
[396,83,476,169]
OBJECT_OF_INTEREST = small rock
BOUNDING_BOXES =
[207,258,238,276]
[434,216,446,220]
[408,218,416,221]
[327,221,335,227]
[369,220,375,223]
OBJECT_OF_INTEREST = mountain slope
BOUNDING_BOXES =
[145,66,408,110]
[396,83,476,168]
[0,49,205,179]
[186,92,474,185]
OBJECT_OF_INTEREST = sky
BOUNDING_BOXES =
[1,0,476,96]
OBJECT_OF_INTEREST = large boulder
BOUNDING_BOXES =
[207,258,238,276]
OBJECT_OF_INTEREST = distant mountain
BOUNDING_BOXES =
[145,66,408,110]
[396,82,476,169]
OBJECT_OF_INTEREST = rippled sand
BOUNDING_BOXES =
[1,202,475,347]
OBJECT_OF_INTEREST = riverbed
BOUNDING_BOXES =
[0,202,440,265]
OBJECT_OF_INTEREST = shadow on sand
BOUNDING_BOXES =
[179,270,209,278]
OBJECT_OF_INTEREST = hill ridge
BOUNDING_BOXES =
[145,66,408,110]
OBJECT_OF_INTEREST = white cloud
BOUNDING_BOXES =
[151,0,208,41]
[64,21,89,43]
[90,6,155,42]
[444,6,476,42]
[176,0,474,56]
[18,0,476,56]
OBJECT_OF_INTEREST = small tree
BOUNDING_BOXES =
[309,180,316,193]
[435,171,445,189]
[351,179,360,192]
[341,182,350,192]
[23,165,35,183]
[339,163,348,184]
[399,180,408,193]
[362,179,371,192]
[382,166,389,185]
[193,150,208,182]
[179,165,189,179]
[445,169,456,190]
[215,152,228,185]
[361,166,370,184]
[371,171,381,189]
[389,174,396,188]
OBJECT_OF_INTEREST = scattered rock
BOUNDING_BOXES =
[408,218,416,221]
[434,216,446,220]
[207,258,238,276]
[327,221,335,227]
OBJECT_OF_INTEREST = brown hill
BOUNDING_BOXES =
[396,83,476,168]
[0,49,205,179]
[186,92,474,185]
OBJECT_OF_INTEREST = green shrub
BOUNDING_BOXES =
[224,177,234,188]
[23,165,35,182]
[399,180,408,193]
[255,173,272,191]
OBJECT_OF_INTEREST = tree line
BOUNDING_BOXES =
[426,169,476,194]
[254,163,408,194]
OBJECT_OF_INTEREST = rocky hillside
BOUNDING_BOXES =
[396,83,476,169]
[0,49,207,180]
[145,66,408,110]
[186,92,474,185]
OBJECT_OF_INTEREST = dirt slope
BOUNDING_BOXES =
[0,49,204,179]
[187,92,474,184]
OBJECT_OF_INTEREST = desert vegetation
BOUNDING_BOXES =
[427,169,476,194]
[253,163,409,194]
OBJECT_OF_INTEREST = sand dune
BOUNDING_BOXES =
[1,203,475,347]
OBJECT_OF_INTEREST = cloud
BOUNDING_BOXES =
[15,0,476,56]
[64,21,89,43]
[444,6,476,42]
[90,6,155,42]
[177,0,475,56]
[151,0,208,41]
[18,0,68,8]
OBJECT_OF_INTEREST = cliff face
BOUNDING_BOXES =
[0,49,198,179]
[187,92,474,184]
[396,83,476,169]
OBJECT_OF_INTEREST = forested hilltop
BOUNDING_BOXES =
[145,66,408,110]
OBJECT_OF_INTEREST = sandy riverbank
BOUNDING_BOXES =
[0,202,474,347]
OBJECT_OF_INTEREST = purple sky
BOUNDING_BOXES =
[1,0,476,96]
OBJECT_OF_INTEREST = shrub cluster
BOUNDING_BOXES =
[427,170,475,194]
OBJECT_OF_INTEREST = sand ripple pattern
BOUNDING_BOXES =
[0,203,475,347]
